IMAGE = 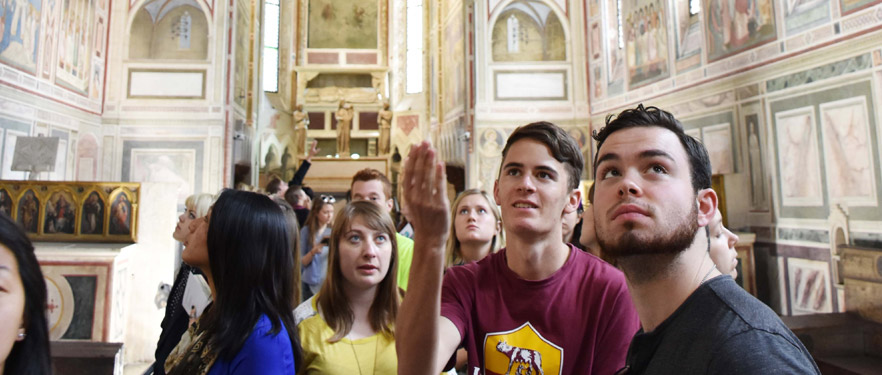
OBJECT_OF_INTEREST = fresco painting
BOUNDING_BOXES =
[0,0,42,74]
[623,0,669,88]
[308,0,378,49]
[703,0,776,62]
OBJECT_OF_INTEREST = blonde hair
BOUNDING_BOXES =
[445,189,504,267]
[318,201,399,342]
[185,193,215,218]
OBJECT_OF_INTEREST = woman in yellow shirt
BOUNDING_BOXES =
[294,201,400,374]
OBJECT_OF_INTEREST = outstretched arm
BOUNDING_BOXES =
[396,142,460,374]
[289,141,320,186]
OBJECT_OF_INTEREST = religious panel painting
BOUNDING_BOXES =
[623,0,670,89]
[16,189,39,233]
[745,113,770,211]
[108,190,132,236]
[0,187,11,216]
[703,0,776,63]
[44,188,76,235]
[491,0,566,62]
[308,0,378,49]
[774,106,824,207]
[819,96,877,206]
[673,0,701,71]
[0,181,138,242]
[784,0,830,35]
[0,0,42,74]
[79,190,104,235]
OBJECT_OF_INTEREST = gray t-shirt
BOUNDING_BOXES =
[621,276,820,374]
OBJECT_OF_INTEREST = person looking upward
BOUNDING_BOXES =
[591,104,818,374]
[396,122,639,375]
[350,168,414,291]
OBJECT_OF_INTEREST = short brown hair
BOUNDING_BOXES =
[351,168,392,199]
[265,177,284,195]
[500,121,584,190]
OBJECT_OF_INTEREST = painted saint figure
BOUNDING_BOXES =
[110,194,131,235]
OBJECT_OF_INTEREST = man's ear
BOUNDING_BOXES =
[493,179,500,204]
[385,198,394,213]
[696,188,718,228]
[563,189,582,214]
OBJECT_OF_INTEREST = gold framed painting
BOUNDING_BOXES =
[0,181,139,243]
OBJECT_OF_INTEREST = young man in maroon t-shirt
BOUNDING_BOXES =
[398,122,639,375]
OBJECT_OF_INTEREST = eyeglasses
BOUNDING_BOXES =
[321,195,336,203]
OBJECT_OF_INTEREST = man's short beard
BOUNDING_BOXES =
[599,203,699,284]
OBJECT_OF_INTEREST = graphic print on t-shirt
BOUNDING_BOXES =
[481,322,562,375]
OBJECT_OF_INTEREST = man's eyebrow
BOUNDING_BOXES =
[501,162,524,170]
[596,153,619,165]
[535,165,558,175]
[639,149,676,162]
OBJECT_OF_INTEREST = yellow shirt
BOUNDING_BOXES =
[294,297,397,375]
[396,233,414,291]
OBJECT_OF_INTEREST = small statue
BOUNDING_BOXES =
[378,101,392,155]
[335,100,354,157]
[293,104,309,156]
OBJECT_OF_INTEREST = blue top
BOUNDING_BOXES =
[300,226,331,286]
[208,315,296,375]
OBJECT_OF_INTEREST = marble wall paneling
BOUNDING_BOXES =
[819,95,878,207]
[120,140,204,208]
[770,103,827,217]
[770,80,882,221]
[0,115,31,179]
[701,122,735,175]
[787,257,835,315]
[76,132,99,180]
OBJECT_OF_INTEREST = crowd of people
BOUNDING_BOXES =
[0,105,820,375]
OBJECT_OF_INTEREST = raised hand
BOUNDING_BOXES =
[307,140,320,161]
[402,141,450,249]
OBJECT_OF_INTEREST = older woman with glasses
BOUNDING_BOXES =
[300,195,336,301]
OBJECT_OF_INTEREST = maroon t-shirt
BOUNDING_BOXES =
[441,245,639,375]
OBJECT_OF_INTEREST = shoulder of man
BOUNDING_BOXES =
[708,328,820,374]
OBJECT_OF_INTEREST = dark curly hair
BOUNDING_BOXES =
[592,104,712,192]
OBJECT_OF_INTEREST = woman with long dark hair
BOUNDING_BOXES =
[300,195,335,300]
[0,213,51,374]
[294,201,400,374]
[165,189,301,374]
